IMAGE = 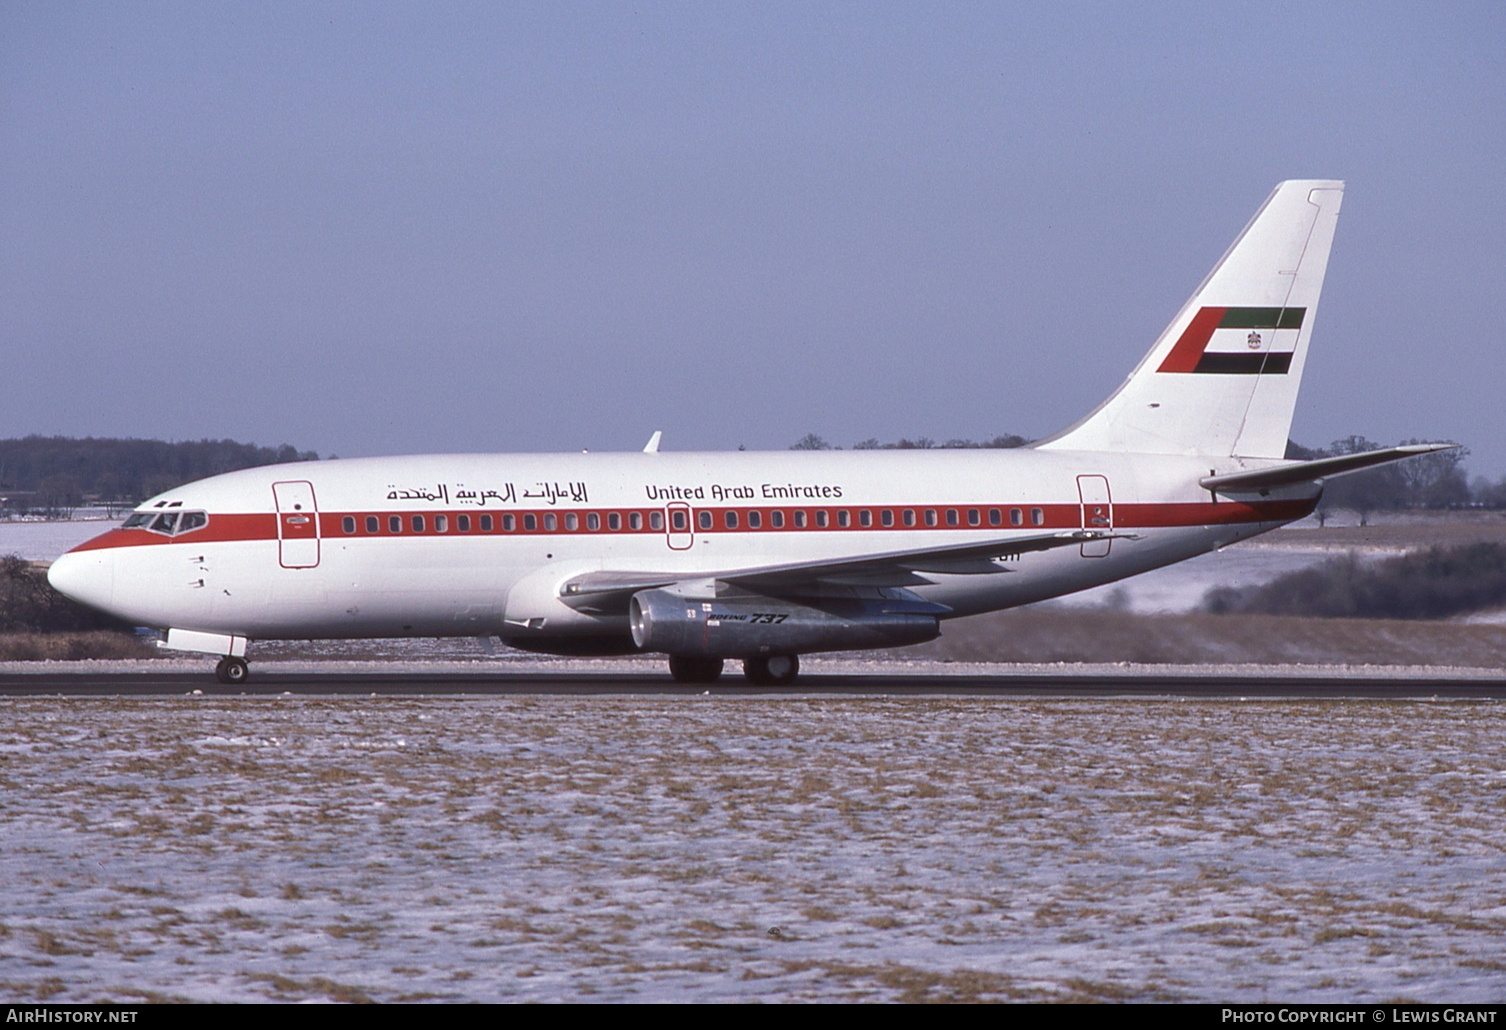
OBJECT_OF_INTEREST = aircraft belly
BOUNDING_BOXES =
[256,538,524,638]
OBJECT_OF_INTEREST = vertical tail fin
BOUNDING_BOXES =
[1036,180,1344,459]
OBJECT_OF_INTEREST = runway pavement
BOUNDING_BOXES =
[3,665,1506,698]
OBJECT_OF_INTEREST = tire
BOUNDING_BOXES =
[743,653,799,685]
[215,656,249,685]
[668,655,724,684]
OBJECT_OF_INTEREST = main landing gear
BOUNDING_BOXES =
[215,656,250,685]
[668,655,724,684]
[667,654,801,685]
[743,653,799,685]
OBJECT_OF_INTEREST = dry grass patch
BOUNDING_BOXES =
[246,972,375,1003]
[0,631,156,660]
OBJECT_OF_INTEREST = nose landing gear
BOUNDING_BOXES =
[215,656,250,685]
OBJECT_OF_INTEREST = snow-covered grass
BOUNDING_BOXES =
[1,696,1503,1002]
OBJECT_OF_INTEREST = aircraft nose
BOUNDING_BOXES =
[47,549,116,613]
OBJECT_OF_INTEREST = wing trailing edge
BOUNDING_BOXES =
[559,528,1132,608]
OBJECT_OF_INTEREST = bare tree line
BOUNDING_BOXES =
[0,436,320,517]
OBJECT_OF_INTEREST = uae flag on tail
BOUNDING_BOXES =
[1157,307,1306,374]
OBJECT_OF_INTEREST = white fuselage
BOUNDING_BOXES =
[48,446,1315,648]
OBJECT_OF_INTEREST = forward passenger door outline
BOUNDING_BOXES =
[272,480,321,568]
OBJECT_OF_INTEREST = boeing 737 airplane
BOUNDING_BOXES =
[48,180,1451,685]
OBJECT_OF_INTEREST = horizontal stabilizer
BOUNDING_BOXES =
[1200,443,1459,494]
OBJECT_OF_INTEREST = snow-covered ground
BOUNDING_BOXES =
[1,695,1503,1003]
[0,516,115,562]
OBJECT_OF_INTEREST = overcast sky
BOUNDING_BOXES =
[3,2,1502,475]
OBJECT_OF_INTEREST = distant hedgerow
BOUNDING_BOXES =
[0,554,136,633]
[1205,542,1506,619]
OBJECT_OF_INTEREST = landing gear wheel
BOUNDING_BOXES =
[668,655,724,684]
[215,656,249,685]
[743,653,799,685]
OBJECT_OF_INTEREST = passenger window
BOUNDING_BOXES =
[564,513,578,531]
[947,509,959,527]
[457,514,471,532]
[968,509,980,527]
[630,512,643,530]
[412,515,425,533]
[608,512,621,530]
[671,510,687,531]
[860,510,872,527]
[502,514,515,531]
[587,512,600,530]
[366,516,380,533]
[903,510,916,527]
[524,514,537,531]
[925,510,938,527]
[480,514,493,532]
[1010,508,1023,526]
[815,510,828,528]
[390,515,402,533]
[771,511,784,528]
[881,510,894,527]
[793,510,806,528]
[725,511,739,529]
[1031,507,1045,526]
[747,510,762,529]
[698,510,712,530]
[989,508,1001,527]
[342,516,356,534]
[836,510,849,527]
[650,511,663,531]
[435,515,448,533]
[544,513,557,531]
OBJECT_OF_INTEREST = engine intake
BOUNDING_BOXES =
[629,588,942,658]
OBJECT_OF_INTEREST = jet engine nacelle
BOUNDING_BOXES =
[628,588,942,658]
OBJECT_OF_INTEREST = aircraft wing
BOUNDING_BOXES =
[559,529,1131,610]
[1200,443,1459,494]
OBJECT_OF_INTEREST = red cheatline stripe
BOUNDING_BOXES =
[65,498,1315,552]
[1157,306,1226,373]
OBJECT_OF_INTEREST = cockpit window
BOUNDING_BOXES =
[125,510,209,537]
